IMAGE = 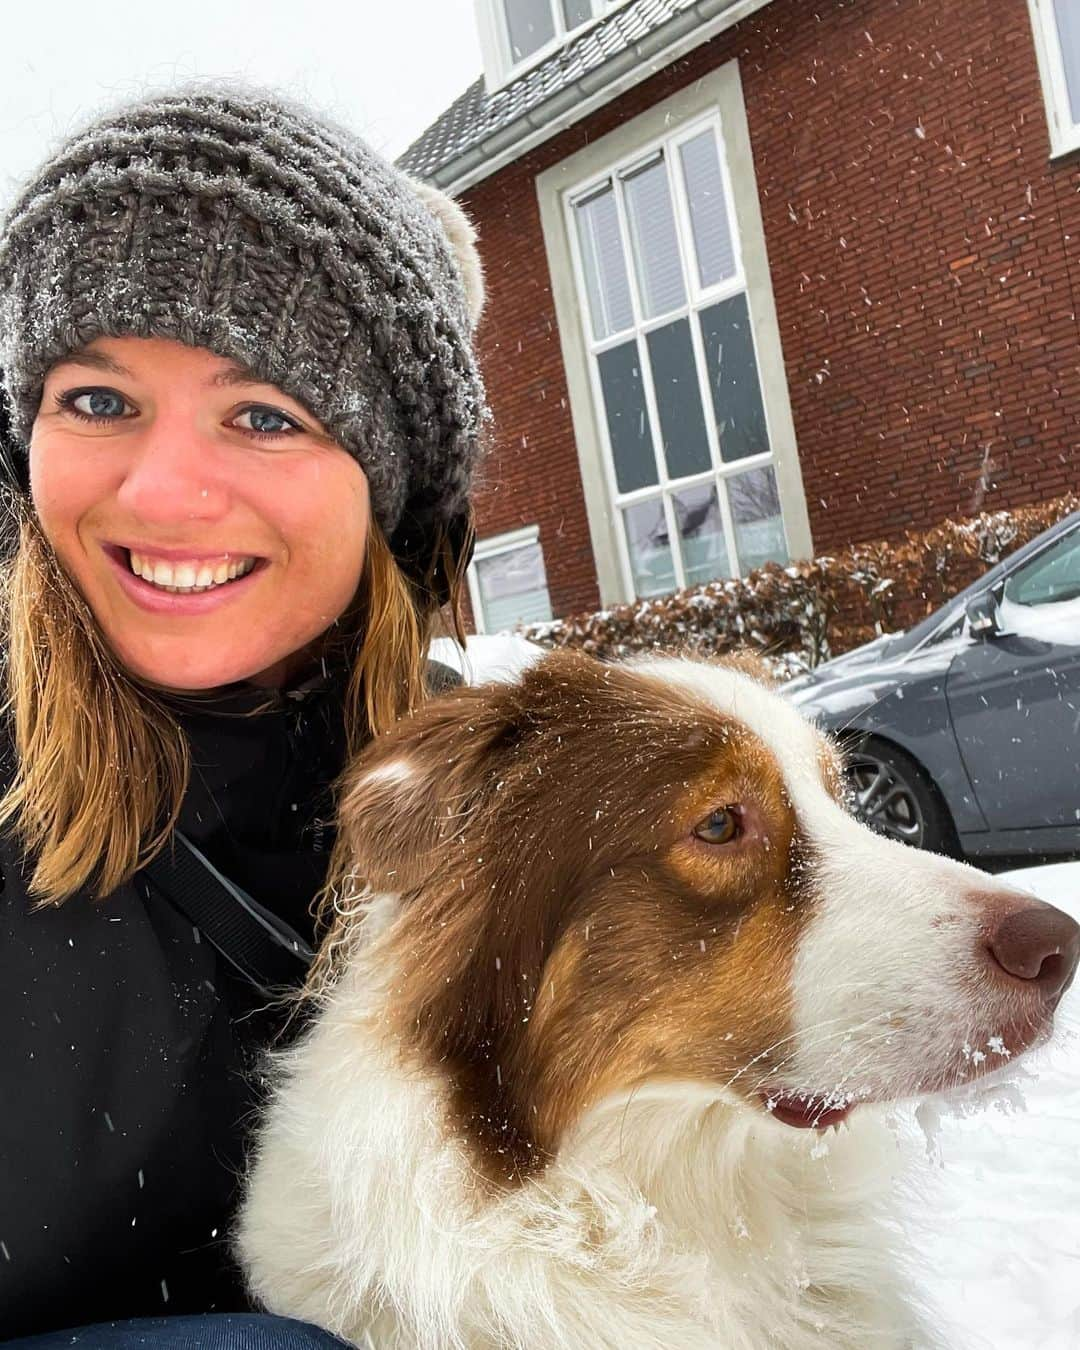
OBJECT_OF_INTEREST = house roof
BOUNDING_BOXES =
[399,0,763,191]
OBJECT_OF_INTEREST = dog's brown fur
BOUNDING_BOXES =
[337,651,817,1181]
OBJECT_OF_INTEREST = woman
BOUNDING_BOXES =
[0,86,485,1346]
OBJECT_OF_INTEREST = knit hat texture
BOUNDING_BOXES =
[0,85,486,585]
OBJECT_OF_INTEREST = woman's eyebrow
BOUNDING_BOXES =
[209,364,265,389]
[49,353,261,387]
[51,351,132,377]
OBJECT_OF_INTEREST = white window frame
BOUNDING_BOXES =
[1029,0,1080,157]
[477,0,632,91]
[563,111,786,597]
[536,61,813,608]
[467,524,553,633]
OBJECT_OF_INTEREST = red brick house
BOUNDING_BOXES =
[402,0,1080,633]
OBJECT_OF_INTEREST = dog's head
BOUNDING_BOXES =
[338,651,1078,1179]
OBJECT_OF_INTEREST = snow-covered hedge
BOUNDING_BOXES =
[522,494,1079,672]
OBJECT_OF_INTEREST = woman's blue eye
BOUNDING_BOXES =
[70,389,128,418]
[236,405,298,435]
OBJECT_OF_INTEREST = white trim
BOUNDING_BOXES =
[475,0,509,92]
[1028,0,1080,158]
[536,60,812,607]
[473,523,542,559]
[467,525,553,634]
[562,108,787,597]
[451,0,775,194]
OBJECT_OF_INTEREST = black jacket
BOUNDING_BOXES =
[0,667,351,1339]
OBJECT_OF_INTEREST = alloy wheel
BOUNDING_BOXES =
[845,752,926,848]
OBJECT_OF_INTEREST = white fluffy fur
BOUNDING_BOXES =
[238,896,934,1350]
[409,178,486,327]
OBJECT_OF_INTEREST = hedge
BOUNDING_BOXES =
[522,494,1079,674]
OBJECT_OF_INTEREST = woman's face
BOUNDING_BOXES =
[30,336,371,691]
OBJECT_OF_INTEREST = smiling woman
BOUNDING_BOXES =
[0,85,485,1346]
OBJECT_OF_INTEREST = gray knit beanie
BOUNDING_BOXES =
[0,84,486,595]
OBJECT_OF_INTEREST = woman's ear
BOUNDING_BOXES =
[408,178,486,327]
[337,683,514,892]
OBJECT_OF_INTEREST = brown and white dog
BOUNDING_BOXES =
[237,652,1079,1350]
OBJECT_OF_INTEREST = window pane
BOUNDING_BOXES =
[574,187,634,340]
[597,340,657,492]
[562,0,592,28]
[679,129,737,289]
[1054,0,1080,123]
[646,318,711,479]
[476,541,553,631]
[1004,526,1080,606]
[622,156,686,318]
[623,497,675,597]
[504,0,555,64]
[699,293,770,462]
[672,483,729,587]
[728,466,787,575]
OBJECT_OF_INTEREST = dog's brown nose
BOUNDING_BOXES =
[986,897,1080,1005]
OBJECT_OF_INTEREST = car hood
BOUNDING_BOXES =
[784,632,903,697]
[781,622,961,723]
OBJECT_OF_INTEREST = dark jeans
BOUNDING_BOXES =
[5,1314,351,1349]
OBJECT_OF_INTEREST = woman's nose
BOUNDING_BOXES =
[115,424,230,524]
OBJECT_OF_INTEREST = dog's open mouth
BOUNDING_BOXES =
[762,1093,856,1130]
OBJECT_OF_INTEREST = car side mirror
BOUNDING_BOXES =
[965,592,1001,639]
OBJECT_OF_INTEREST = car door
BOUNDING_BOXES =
[945,523,1080,831]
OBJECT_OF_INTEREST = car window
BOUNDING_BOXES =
[1003,527,1080,607]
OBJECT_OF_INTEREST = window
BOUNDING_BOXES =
[567,117,788,598]
[468,527,554,633]
[1004,525,1080,607]
[1030,0,1080,156]
[497,0,618,73]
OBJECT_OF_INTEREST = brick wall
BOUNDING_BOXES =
[462,0,1080,619]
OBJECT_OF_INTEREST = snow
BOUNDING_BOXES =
[429,633,544,685]
[904,860,1080,1349]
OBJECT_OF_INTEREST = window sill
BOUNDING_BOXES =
[1048,126,1080,160]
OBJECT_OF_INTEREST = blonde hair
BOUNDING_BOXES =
[0,500,469,905]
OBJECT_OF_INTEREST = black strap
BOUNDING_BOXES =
[143,831,314,995]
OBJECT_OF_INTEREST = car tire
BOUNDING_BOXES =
[842,735,960,857]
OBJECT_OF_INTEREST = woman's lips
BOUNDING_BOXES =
[102,545,266,617]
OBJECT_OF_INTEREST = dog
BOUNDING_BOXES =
[237,651,1079,1349]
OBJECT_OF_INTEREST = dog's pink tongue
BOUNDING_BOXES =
[766,1095,854,1130]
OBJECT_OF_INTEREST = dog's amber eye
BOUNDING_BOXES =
[692,807,740,845]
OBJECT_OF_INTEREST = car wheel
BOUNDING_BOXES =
[843,736,959,856]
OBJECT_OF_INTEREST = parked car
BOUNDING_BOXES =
[784,511,1080,860]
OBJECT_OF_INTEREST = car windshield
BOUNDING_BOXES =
[1003,525,1080,607]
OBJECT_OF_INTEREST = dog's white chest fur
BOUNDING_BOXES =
[237,904,931,1350]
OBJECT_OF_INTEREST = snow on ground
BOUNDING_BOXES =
[908,861,1080,1350]
[434,639,1079,1347]
[429,633,544,685]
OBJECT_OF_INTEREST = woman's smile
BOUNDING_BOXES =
[117,544,261,585]
[102,543,269,616]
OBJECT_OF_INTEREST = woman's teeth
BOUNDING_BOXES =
[127,551,257,594]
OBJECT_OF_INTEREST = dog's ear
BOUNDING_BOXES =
[337,683,518,893]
